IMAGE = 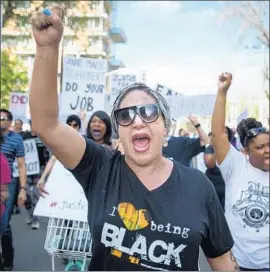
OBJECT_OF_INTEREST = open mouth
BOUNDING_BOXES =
[92,129,102,138]
[132,133,151,153]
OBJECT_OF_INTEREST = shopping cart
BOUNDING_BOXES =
[44,218,92,271]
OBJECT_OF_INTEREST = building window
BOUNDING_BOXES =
[15,1,30,9]
[64,40,76,51]
[87,18,100,29]
[90,1,101,11]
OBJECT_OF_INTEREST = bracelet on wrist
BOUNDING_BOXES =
[20,186,27,191]
[194,123,201,128]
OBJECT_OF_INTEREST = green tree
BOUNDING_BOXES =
[2,1,98,42]
[1,49,28,109]
[2,1,77,27]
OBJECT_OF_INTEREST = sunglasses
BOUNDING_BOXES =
[0,116,9,121]
[114,104,160,127]
[243,127,268,146]
[68,123,79,128]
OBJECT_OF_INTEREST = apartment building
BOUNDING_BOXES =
[1,0,126,79]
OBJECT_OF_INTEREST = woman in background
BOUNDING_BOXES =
[212,72,269,271]
[85,111,112,149]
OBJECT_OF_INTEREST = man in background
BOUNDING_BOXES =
[12,119,24,135]
[12,119,25,215]
[163,115,210,167]
[0,109,27,271]
[178,128,190,137]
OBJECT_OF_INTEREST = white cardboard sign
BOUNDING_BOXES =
[13,139,40,177]
[155,83,216,118]
[34,160,88,222]
[9,92,29,121]
[111,74,137,96]
[60,56,107,119]
[106,74,137,114]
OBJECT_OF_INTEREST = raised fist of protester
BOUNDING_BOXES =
[31,4,64,48]
[218,72,232,93]
[79,110,87,121]
[188,114,199,127]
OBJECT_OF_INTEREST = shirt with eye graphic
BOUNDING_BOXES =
[69,138,233,271]
[218,144,269,269]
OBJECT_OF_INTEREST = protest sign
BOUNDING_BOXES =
[237,108,249,125]
[60,57,107,119]
[106,74,137,114]
[155,83,216,119]
[13,139,40,177]
[111,74,137,95]
[178,95,216,117]
[156,83,182,97]
[34,160,88,222]
[9,92,28,121]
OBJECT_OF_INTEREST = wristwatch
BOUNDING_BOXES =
[194,123,201,128]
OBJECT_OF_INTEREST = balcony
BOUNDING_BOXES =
[2,28,31,37]
[66,8,108,19]
[64,26,109,38]
[79,50,107,58]
[109,57,125,71]
[110,27,127,43]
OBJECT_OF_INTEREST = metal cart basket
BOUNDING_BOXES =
[44,218,92,271]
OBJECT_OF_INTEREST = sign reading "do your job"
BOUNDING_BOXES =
[59,56,107,120]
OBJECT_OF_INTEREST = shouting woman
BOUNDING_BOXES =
[211,72,269,271]
[29,4,239,271]
[85,111,112,149]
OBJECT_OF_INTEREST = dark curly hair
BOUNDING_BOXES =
[237,118,263,147]
[226,126,235,143]
[66,114,81,129]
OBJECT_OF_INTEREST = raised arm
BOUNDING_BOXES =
[211,73,232,165]
[189,115,210,146]
[29,4,85,170]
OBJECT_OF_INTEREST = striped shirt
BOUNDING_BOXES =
[0,131,25,172]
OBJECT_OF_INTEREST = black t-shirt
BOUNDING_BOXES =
[70,138,233,271]
[22,131,50,166]
[204,145,226,210]
[163,136,205,167]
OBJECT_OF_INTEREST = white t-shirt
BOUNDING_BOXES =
[219,145,269,269]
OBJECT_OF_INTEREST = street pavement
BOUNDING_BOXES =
[11,209,211,271]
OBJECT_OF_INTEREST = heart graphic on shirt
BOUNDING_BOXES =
[118,202,150,231]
